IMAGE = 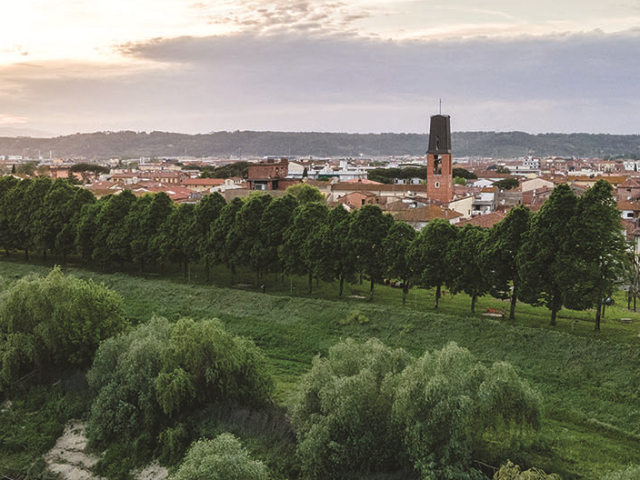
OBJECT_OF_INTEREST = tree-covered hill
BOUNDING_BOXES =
[1,130,640,159]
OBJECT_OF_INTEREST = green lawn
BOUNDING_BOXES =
[1,257,640,479]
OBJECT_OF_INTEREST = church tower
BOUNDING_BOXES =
[426,114,453,203]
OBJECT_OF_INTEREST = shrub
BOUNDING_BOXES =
[170,433,269,480]
[339,310,370,326]
[87,317,273,464]
[293,339,542,480]
[0,267,127,390]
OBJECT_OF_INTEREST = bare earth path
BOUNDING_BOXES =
[44,421,168,480]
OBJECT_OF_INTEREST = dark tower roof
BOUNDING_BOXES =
[427,114,452,154]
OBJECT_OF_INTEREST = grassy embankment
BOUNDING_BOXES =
[1,257,640,479]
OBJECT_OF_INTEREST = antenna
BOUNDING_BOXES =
[438,98,442,115]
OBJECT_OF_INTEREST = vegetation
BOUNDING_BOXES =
[0,267,127,390]
[0,173,636,479]
[87,317,272,469]
[368,166,426,184]
[171,434,270,480]
[2,131,640,159]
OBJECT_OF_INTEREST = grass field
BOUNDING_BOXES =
[1,256,640,479]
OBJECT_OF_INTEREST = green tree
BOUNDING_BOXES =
[407,219,458,308]
[156,203,195,278]
[259,194,299,280]
[292,338,413,479]
[494,178,519,190]
[383,221,417,305]
[24,177,53,260]
[319,204,356,298]
[285,183,325,204]
[209,197,245,280]
[349,205,394,301]
[566,179,626,331]
[193,192,226,282]
[0,176,20,256]
[227,194,273,284]
[484,205,531,320]
[4,178,33,259]
[280,202,329,294]
[447,224,489,312]
[453,167,477,180]
[93,190,137,268]
[0,267,127,389]
[171,434,270,480]
[518,184,578,325]
[134,192,175,273]
[393,343,542,480]
[87,317,272,456]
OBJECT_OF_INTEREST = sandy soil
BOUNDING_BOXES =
[44,421,168,480]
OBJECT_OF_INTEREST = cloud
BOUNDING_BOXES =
[3,28,640,134]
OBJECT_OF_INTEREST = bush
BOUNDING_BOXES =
[601,465,640,480]
[293,339,542,480]
[339,310,370,326]
[87,317,273,464]
[170,433,269,480]
[494,460,561,479]
[292,338,413,479]
[0,267,127,390]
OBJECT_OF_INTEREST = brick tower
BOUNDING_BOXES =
[426,114,453,203]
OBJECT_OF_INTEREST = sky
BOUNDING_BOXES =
[1,0,640,137]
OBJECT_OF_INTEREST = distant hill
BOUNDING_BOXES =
[1,130,639,160]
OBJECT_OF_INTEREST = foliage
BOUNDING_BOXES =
[0,267,127,389]
[383,220,417,305]
[495,178,520,190]
[339,310,370,326]
[285,183,325,204]
[394,342,542,480]
[349,205,394,300]
[447,224,489,312]
[293,339,541,480]
[407,218,458,308]
[453,168,477,180]
[600,465,640,480]
[518,184,578,325]
[170,433,270,480]
[293,338,413,479]
[494,461,560,479]
[483,206,531,319]
[368,167,426,184]
[87,316,273,461]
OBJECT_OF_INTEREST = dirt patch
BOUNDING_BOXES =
[44,421,168,480]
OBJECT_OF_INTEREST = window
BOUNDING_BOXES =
[435,182,440,188]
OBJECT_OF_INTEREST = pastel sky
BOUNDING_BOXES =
[1,0,640,136]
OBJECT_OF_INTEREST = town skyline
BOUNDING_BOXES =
[1,1,639,136]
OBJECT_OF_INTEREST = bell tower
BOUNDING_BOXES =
[426,114,453,203]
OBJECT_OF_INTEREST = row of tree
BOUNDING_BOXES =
[0,176,628,328]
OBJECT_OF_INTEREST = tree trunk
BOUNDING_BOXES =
[369,277,375,302]
[435,284,441,309]
[402,282,409,306]
[550,308,557,326]
[339,274,344,298]
[594,299,602,332]
[308,271,313,294]
[635,294,637,312]
[24,248,29,261]
[205,256,210,283]
[471,294,477,313]
[628,290,631,310]
[509,286,517,320]
[62,251,67,266]
[43,249,47,261]
[185,261,189,279]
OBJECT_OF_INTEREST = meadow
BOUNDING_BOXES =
[1,257,640,479]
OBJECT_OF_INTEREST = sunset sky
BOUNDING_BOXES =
[1,0,639,136]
